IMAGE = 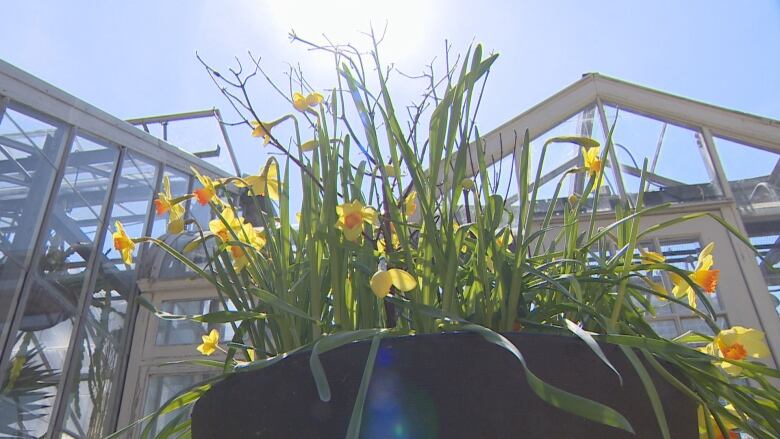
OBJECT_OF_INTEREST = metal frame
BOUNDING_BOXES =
[126,108,241,176]
[0,60,231,438]
[478,73,780,369]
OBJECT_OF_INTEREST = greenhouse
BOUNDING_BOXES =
[0,59,779,438]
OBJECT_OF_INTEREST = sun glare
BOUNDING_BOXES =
[266,0,433,63]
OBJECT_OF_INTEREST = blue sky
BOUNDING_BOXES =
[1,1,779,176]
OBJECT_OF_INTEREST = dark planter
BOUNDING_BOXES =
[192,332,697,438]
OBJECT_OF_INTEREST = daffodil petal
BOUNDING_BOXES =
[387,269,416,292]
[370,271,393,298]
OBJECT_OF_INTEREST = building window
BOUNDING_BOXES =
[640,239,728,338]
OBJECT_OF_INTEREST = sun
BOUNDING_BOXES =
[265,0,433,64]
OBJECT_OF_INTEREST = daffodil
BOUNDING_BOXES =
[582,146,603,176]
[370,268,417,298]
[209,207,244,242]
[192,168,221,206]
[250,120,272,145]
[496,228,514,248]
[640,249,665,265]
[701,326,770,375]
[697,405,738,439]
[669,242,720,308]
[235,160,281,200]
[112,220,135,265]
[300,139,318,152]
[336,200,378,242]
[404,191,417,217]
[462,178,475,191]
[292,91,324,112]
[197,329,220,356]
[154,176,185,234]
[377,223,400,253]
[230,225,267,272]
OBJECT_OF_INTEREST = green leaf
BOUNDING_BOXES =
[564,319,623,385]
[309,329,386,402]
[619,346,670,439]
[191,310,267,324]
[460,323,634,433]
[249,287,320,323]
[345,335,382,439]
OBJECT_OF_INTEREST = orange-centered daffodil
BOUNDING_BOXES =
[112,220,135,265]
[670,242,720,308]
[370,268,417,299]
[702,326,770,375]
[235,160,281,200]
[336,200,378,242]
[192,168,221,206]
[197,329,220,356]
[582,146,603,176]
[154,176,185,234]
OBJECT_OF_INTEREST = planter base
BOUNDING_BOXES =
[192,332,696,438]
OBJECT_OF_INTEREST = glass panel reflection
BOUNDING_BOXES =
[0,104,67,338]
[60,320,122,438]
[155,299,236,346]
[1,132,114,437]
[58,151,158,437]
[603,105,721,205]
[140,373,210,438]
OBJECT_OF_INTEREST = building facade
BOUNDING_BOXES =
[0,62,778,438]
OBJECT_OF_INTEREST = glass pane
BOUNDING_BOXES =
[714,137,780,211]
[140,373,210,438]
[649,319,679,339]
[155,299,234,346]
[603,105,721,205]
[59,320,122,438]
[746,222,780,315]
[680,316,727,336]
[498,104,612,216]
[0,313,73,438]
[0,133,115,437]
[58,151,158,437]
[0,104,68,337]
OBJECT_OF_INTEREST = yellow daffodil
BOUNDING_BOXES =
[336,200,378,242]
[235,160,281,200]
[640,249,666,265]
[300,139,318,152]
[293,91,324,112]
[669,242,720,308]
[377,223,400,254]
[404,191,417,217]
[582,146,603,175]
[697,405,738,439]
[370,268,417,298]
[112,220,135,265]
[496,228,514,248]
[247,348,256,362]
[462,178,475,191]
[192,168,221,206]
[154,176,185,234]
[230,224,267,272]
[197,329,220,356]
[701,326,770,375]
[250,120,272,145]
[209,207,243,242]
[306,92,324,107]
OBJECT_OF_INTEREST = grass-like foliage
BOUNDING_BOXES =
[110,31,780,439]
